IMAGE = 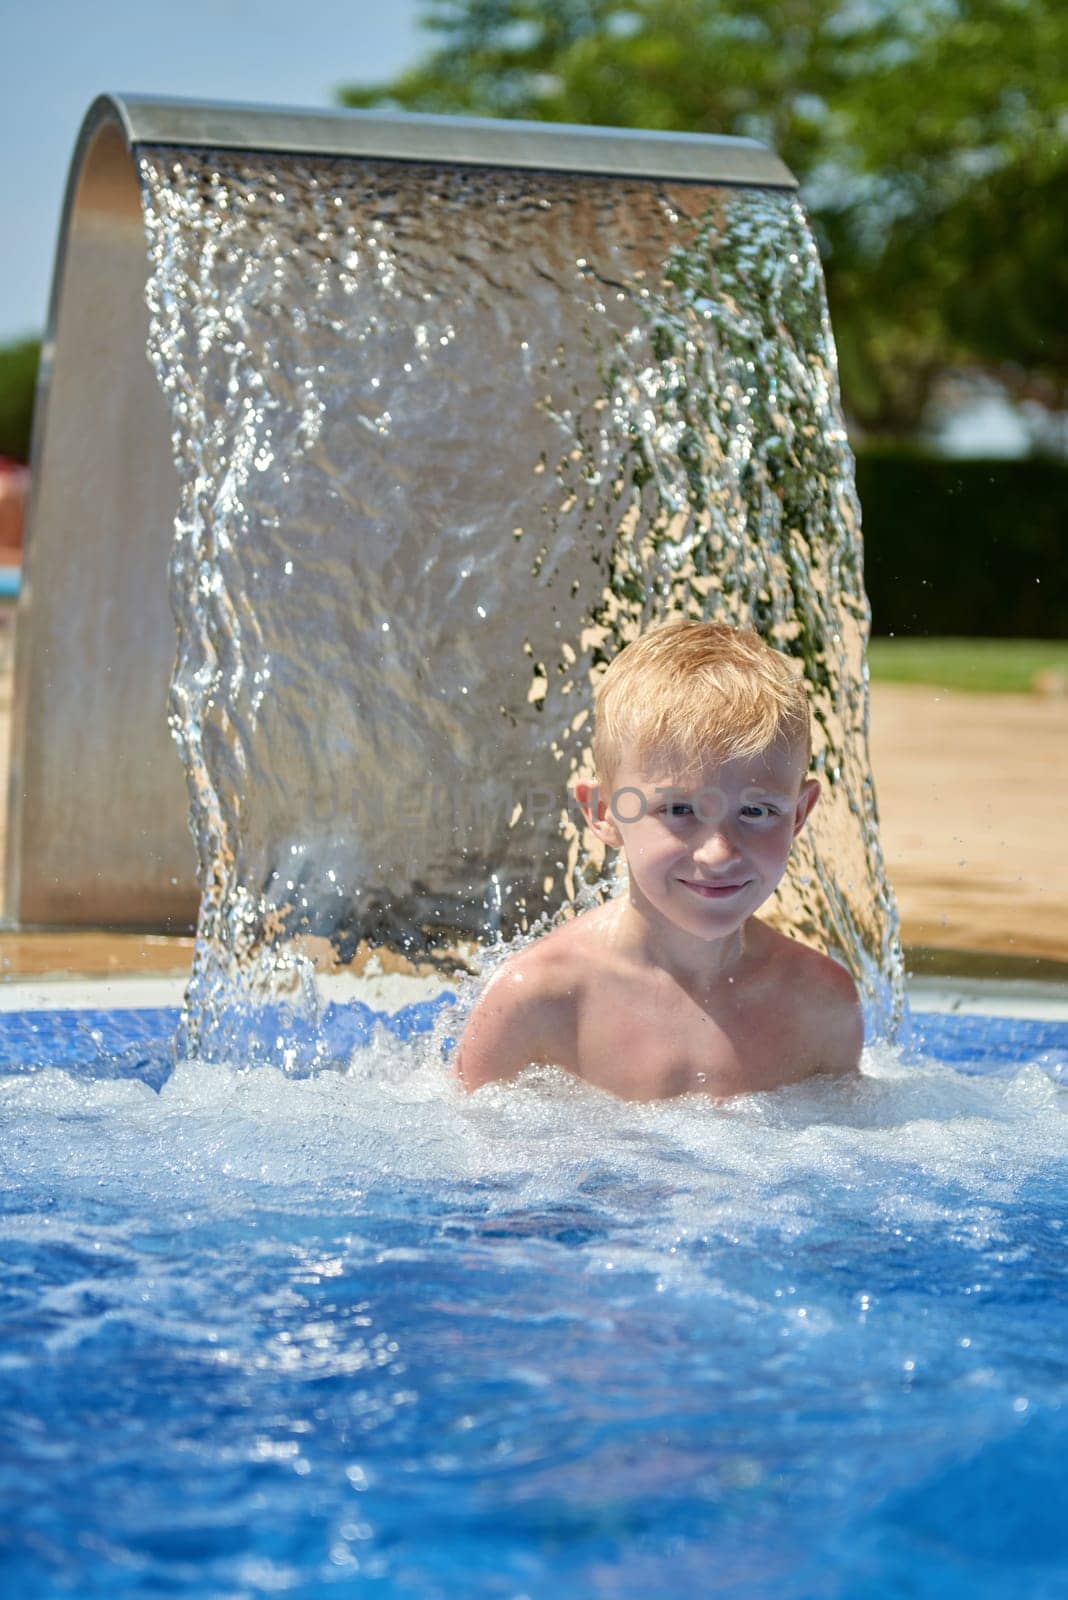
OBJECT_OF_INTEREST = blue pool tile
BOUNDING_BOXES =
[0,1001,1064,1084]
[910,1012,1068,1075]
[0,992,459,1086]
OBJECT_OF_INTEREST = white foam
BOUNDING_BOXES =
[2,1032,1064,1256]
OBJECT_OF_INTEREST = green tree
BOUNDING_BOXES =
[340,0,1068,437]
[0,339,40,463]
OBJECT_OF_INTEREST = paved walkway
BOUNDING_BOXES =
[869,682,1067,964]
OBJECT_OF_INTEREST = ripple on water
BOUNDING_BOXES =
[1,1032,1066,1598]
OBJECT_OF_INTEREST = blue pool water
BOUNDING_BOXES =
[1,1000,1066,1598]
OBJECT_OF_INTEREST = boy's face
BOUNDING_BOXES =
[583,736,819,943]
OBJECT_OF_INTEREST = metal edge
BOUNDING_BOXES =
[109,91,798,189]
[4,97,133,923]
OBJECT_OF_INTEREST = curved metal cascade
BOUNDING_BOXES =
[9,94,902,1051]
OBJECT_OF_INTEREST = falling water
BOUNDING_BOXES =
[137,146,903,1060]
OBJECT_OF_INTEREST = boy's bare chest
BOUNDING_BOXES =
[572,973,802,1099]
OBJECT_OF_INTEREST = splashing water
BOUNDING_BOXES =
[2,1021,1067,1596]
[138,148,902,1059]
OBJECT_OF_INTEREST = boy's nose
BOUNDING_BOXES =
[692,828,741,867]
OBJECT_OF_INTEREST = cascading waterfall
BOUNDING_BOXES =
[138,146,903,1061]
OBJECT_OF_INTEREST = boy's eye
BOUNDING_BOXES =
[659,802,693,817]
[740,804,778,819]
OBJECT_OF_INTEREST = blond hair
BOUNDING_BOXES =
[593,620,811,784]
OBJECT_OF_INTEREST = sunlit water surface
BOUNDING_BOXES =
[2,1009,1066,1599]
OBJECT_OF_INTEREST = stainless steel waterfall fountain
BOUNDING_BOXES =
[6,93,794,933]
[8,93,901,1039]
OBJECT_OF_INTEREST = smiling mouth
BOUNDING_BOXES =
[679,879,752,898]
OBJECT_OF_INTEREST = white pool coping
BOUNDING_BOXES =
[1,971,1066,1021]
[906,975,1068,1022]
[0,970,457,1015]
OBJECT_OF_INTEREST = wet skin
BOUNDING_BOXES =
[456,739,863,1101]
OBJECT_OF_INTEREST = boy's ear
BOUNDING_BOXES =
[792,777,820,838]
[571,777,623,848]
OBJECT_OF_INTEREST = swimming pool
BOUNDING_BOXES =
[2,982,1066,1598]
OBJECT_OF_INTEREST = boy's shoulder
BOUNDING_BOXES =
[454,915,590,1090]
[752,922,864,1076]
[761,923,860,993]
[482,924,578,1004]
[496,902,620,983]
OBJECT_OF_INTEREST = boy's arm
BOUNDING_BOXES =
[453,964,566,1092]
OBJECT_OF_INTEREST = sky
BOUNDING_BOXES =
[0,0,425,343]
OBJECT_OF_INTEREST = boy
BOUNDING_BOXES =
[455,620,863,1100]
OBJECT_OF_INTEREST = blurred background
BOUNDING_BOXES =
[0,0,1064,971]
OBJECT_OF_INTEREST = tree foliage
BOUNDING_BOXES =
[0,339,40,464]
[340,0,1068,437]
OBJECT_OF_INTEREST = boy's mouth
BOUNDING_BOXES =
[678,878,751,899]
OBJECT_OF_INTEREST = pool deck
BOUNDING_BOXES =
[0,600,1065,983]
[868,680,1068,966]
